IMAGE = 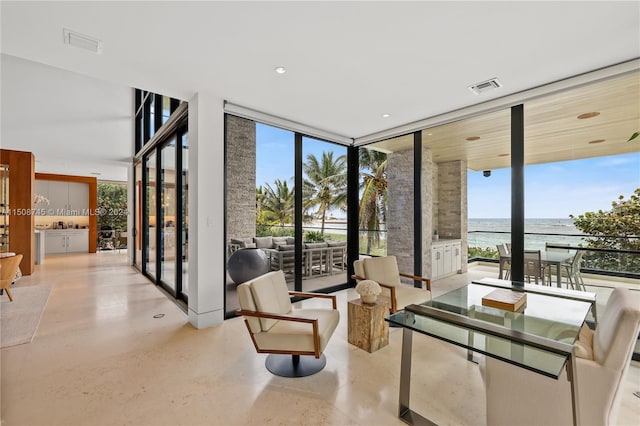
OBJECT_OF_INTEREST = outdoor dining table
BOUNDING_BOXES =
[498,250,574,287]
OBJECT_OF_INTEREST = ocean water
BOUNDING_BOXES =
[303,218,585,251]
[468,218,584,251]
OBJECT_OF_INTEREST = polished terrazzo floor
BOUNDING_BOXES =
[1,252,638,425]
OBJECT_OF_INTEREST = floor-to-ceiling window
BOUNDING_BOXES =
[181,131,189,299]
[145,152,157,280]
[160,138,177,291]
[133,89,187,304]
[224,115,352,316]
[134,161,143,269]
[302,136,348,291]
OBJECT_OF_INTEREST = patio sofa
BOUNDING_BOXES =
[228,236,346,278]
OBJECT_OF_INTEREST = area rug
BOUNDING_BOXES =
[1,284,52,348]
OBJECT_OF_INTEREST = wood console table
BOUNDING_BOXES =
[347,297,389,353]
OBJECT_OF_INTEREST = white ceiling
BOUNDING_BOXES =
[1,1,639,179]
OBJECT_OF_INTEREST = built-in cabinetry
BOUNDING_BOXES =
[44,229,89,254]
[431,239,462,280]
[35,180,89,214]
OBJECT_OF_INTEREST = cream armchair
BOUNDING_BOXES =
[353,255,431,313]
[237,270,340,377]
[481,287,640,426]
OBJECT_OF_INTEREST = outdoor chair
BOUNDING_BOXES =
[481,287,640,425]
[496,243,511,280]
[545,249,586,291]
[236,270,339,377]
[524,250,545,285]
[352,255,431,313]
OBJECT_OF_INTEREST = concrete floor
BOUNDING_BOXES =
[1,252,638,425]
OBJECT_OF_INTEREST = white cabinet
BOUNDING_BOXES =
[44,229,89,254]
[67,182,89,211]
[35,180,89,214]
[431,239,462,280]
[432,245,444,279]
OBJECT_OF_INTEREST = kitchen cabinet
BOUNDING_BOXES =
[44,229,89,254]
[431,239,462,280]
[35,180,89,214]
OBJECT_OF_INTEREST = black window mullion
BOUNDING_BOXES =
[413,130,423,287]
[294,133,303,292]
[511,104,525,283]
[155,147,163,285]
[175,128,184,299]
[347,145,360,286]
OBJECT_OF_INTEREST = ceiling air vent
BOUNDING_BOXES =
[63,28,103,54]
[469,78,502,95]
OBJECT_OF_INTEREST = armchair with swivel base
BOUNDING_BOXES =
[352,255,431,313]
[237,270,340,378]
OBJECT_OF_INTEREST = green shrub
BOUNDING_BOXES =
[468,246,498,260]
[304,230,325,243]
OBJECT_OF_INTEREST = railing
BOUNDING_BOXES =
[469,230,640,279]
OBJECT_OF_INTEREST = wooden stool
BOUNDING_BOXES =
[347,297,389,352]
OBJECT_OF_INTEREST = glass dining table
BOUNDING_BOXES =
[386,278,596,426]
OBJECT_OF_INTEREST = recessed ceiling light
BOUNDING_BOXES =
[427,133,433,136]
[466,136,480,141]
[382,113,391,118]
[588,139,606,144]
[274,66,287,74]
[577,112,600,119]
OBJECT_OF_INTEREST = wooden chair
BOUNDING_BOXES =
[236,270,340,377]
[0,254,23,301]
[352,255,431,313]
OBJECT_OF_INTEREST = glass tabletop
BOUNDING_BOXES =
[387,282,592,378]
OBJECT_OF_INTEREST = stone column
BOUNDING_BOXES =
[421,148,434,278]
[387,145,433,280]
[437,160,468,272]
[225,116,256,241]
[387,148,414,277]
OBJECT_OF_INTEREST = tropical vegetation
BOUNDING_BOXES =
[302,152,347,234]
[358,148,387,255]
[570,188,640,273]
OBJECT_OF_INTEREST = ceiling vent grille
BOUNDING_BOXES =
[63,28,103,54]
[469,78,502,95]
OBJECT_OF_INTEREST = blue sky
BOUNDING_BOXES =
[256,123,640,220]
[468,152,640,219]
[255,124,347,190]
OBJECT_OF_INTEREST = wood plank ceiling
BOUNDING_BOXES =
[370,72,640,171]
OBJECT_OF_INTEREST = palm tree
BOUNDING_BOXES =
[303,151,347,234]
[359,148,387,254]
[261,179,295,227]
